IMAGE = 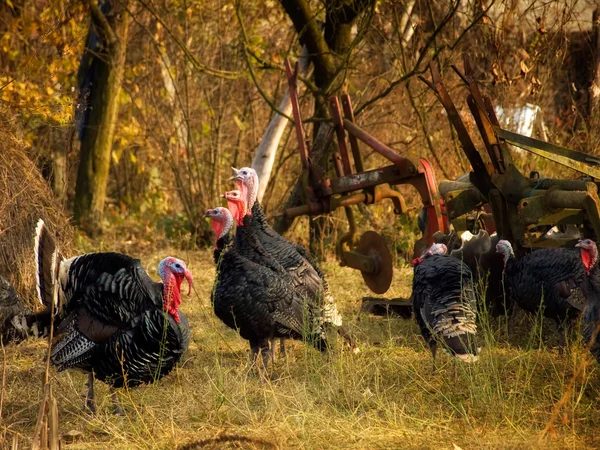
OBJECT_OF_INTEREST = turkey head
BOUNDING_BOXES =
[222,190,248,226]
[575,239,598,275]
[205,207,234,248]
[158,257,193,323]
[230,167,259,210]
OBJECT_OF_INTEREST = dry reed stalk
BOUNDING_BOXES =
[31,272,59,450]
[539,320,600,440]
[0,337,6,425]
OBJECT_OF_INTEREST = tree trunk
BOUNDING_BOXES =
[273,123,334,234]
[252,46,310,202]
[73,0,130,235]
[275,0,374,237]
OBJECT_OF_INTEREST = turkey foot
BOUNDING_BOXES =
[110,389,125,416]
[430,342,438,375]
[249,340,271,373]
[338,325,360,353]
[268,337,286,361]
[85,373,97,414]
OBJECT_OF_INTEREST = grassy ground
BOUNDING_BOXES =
[2,248,600,449]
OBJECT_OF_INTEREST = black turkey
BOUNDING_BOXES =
[412,243,479,366]
[0,275,32,343]
[581,268,600,364]
[230,167,357,352]
[449,230,492,278]
[496,239,597,346]
[34,219,192,414]
[478,233,513,317]
[206,206,326,367]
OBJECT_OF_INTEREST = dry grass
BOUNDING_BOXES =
[0,122,74,307]
[2,247,600,449]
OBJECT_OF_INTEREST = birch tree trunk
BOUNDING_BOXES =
[252,46,310,202]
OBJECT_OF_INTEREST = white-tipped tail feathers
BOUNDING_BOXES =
[34,219,61,307]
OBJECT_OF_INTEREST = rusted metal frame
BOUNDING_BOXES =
[452,59,512,171]
[496,128,600,179]
[341,94,365,173]
[419,63,492,195]
[282,182,407,218]
[415,159,445,250]
[487,189,513,241]
[329,165,406,196]
[342,119,417,174]
[329,97,353,175]
[285,60,310,172]
[466,94,506,174]
[342,248,377,273]
[517,186,600,241]
[442,188,486,220]
[523,234,581,248]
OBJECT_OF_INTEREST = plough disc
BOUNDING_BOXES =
[357,231,393,294]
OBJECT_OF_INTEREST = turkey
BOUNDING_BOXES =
[478,233,513,317]
[0,275,32,343]
[412,243,479,366]
[230,167,357,352]
[205,206,327,367]
[581,268,600,364]
[449,230,492,278]
[496,239,598,346]
[33,219,192,414]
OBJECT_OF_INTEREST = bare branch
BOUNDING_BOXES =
[236,0,294,122]
[86,0,117,45]
[136,0,245,80]
[356,0,480,116]
[279,0,336,88]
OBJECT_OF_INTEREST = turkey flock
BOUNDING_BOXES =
[2,165,600,414]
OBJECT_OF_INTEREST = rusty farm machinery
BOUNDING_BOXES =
[280,57,600,313]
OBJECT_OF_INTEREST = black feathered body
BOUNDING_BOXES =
[248,203,342,329]
[47,253,189,388]
[581,268,600,363]
[412,255,479,360]
[211,222,325,350]
[503,248,589,324]
[0,275,31,343]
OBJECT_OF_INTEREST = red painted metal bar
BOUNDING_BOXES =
[419,158,445,240]
[342,119,417,174]
[285,59,310,171]
[341,93,365,173]
[329,97,352,175]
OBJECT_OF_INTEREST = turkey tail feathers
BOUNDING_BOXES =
[34,219,61,307]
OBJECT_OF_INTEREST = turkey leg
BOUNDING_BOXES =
[110,388,125,416]
[338,325,360,353]
[429,341,438,374]
[85,373,96,413]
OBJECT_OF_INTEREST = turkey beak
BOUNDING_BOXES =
[229,167,241,181]
[575,241,583,248]
[203,210,212,218]
[184,269,193,296]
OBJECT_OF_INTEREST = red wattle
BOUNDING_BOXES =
[581,248,592,274]
[163,273,182,323]
[226,199,242,226]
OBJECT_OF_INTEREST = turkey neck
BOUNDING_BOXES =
[214,234,231,265]
[161,271,182,323]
